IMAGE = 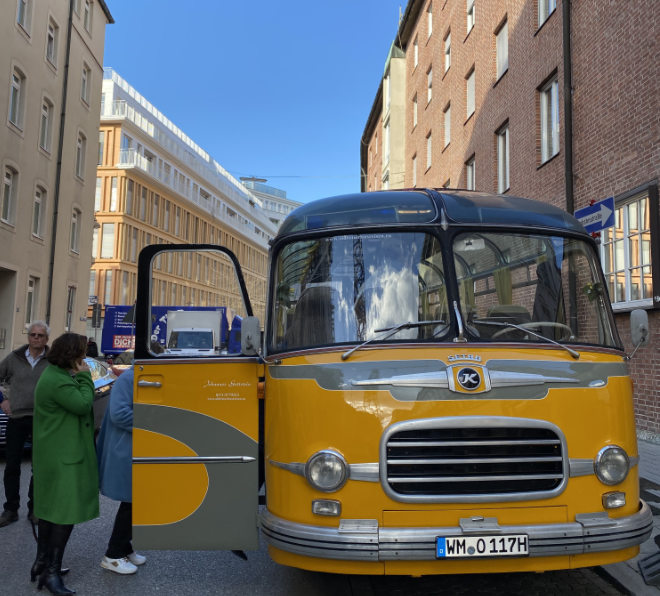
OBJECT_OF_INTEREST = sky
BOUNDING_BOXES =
[102,0,406,204]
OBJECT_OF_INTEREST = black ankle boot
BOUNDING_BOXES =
[31,520,70,582]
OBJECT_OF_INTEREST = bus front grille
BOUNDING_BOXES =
[384,419,566,501]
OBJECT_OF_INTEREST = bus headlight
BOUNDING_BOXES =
[305,450,348,492]
[594,445,629,485]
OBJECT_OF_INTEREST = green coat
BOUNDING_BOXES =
[33,364,99,524]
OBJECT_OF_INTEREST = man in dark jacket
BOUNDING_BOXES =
[0,321,49,526]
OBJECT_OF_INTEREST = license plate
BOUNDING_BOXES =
[436,534,529,558]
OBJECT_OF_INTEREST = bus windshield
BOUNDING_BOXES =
[270,232,447,351]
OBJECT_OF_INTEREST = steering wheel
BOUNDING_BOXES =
[492,322,574,341]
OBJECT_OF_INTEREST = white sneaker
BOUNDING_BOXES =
[100,556,138,575]
[127,551,146,566]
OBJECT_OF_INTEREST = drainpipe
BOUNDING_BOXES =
[45,0,74,324]
[562,0,575,214]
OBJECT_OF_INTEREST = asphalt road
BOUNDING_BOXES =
[0,457,627,595]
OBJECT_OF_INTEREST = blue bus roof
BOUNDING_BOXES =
[277,189,586,237]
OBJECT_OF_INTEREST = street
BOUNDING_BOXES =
[0,457,627,596]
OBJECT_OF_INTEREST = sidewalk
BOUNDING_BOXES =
[600,438,660,595]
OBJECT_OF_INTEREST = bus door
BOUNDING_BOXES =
[131,245,261,551]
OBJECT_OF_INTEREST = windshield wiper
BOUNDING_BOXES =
[341,320,446,361]
[472,319,580,359]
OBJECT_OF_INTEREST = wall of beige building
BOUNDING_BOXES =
[0,0,112,358]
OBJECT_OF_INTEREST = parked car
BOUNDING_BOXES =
[0,358,116,452]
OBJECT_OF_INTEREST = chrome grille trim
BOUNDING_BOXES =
[380,416,568,503]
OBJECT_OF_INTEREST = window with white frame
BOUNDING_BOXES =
[89,270,96,298]
[466,68,475,118]
[465,156,475,190]
[91,226,98,257]
[413,36,418,68]
[412,94,418,128]
[426,132,432,169]
[9,68,25,129]
[540,75,559,163]
[427,2,433,37]
[39,99,53,152]
[46,18,59,65]
[32,186,45,237]
[601,186,657,308]
[65,286,76,331]
[538,0,556,27]
[101,222,114,258]
[83,0,92,33]
[94,177,102,211]
[496,19,508,79]
[81,63,91,104]
[412,154,417,187]
[496,122,510,193]
[444,32,451,72]
[444,104,451,147]
[75,132,86,178]
[467,0,475,33]
[25,276,39,325]
[16,0,32,32]
[109,177,117,211]
[2,166,18,224]
[104,270,112,303]
[427,66,433,103]
[70,208,81,252]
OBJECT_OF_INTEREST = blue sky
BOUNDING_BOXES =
[103,1,406,204]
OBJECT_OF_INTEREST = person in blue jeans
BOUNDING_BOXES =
[96,366,146,574]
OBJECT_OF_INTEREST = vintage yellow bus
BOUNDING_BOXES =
[131,189,651,575]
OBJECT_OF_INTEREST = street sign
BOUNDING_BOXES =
[574,197,615,234]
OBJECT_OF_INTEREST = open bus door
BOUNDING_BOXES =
[131,244,261,550]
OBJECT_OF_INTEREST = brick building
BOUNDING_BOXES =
[361,0,659,434]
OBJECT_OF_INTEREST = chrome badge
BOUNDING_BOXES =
[456,367,481,391]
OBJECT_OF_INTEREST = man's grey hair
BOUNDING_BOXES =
[27,320,50,337]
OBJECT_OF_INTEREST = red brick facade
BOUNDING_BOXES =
[361,0,660,434]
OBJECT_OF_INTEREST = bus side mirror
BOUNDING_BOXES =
[241,316,261,356]
[630,309,649,348]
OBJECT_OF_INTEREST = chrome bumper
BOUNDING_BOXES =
[260,501,653,561]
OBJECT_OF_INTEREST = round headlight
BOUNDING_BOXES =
[594,445,629,485]
[305,450,348,492]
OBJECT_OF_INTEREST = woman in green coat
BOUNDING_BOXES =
[32,333,99,595]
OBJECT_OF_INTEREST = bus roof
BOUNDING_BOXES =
[277,189,586,237]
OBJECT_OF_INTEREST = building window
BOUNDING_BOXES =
[466,68,475,118]
[152,194,159,226]
[426,132,432,170]
[139,187,147,220]
[104,270,112,304]
[81,64,91,104]
[70,208,81,252]
[83,0,92,33]
[427,67,433,103]
[412,154,417,187]
[601,186,657,308]
[25,276,38,325]
[9,68,25,129]
[496,122,510,193]
[89,270,96,299]
[427,2,433,37]
[413,36,418,68]
[496,19,508,80]
[65,286,76,331]
[412,94,418,128]
[109,177,117,211]
[467,0,475,33]
[444,32,451,73]
[2,166,18,224]
[443,104,451,147]
[39,99,53,152]
[16,0,32,32]
[465,156,475,190]
[538,0,556,27]
[32,186,45,237]
[75,132,86,178]
[46,18,59,65]
[101,223,114,258]
[164,200,170,232]
[94,177,102,211]
[125,180,134,214]
[540,75,559,163]
[98,130,104,164]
